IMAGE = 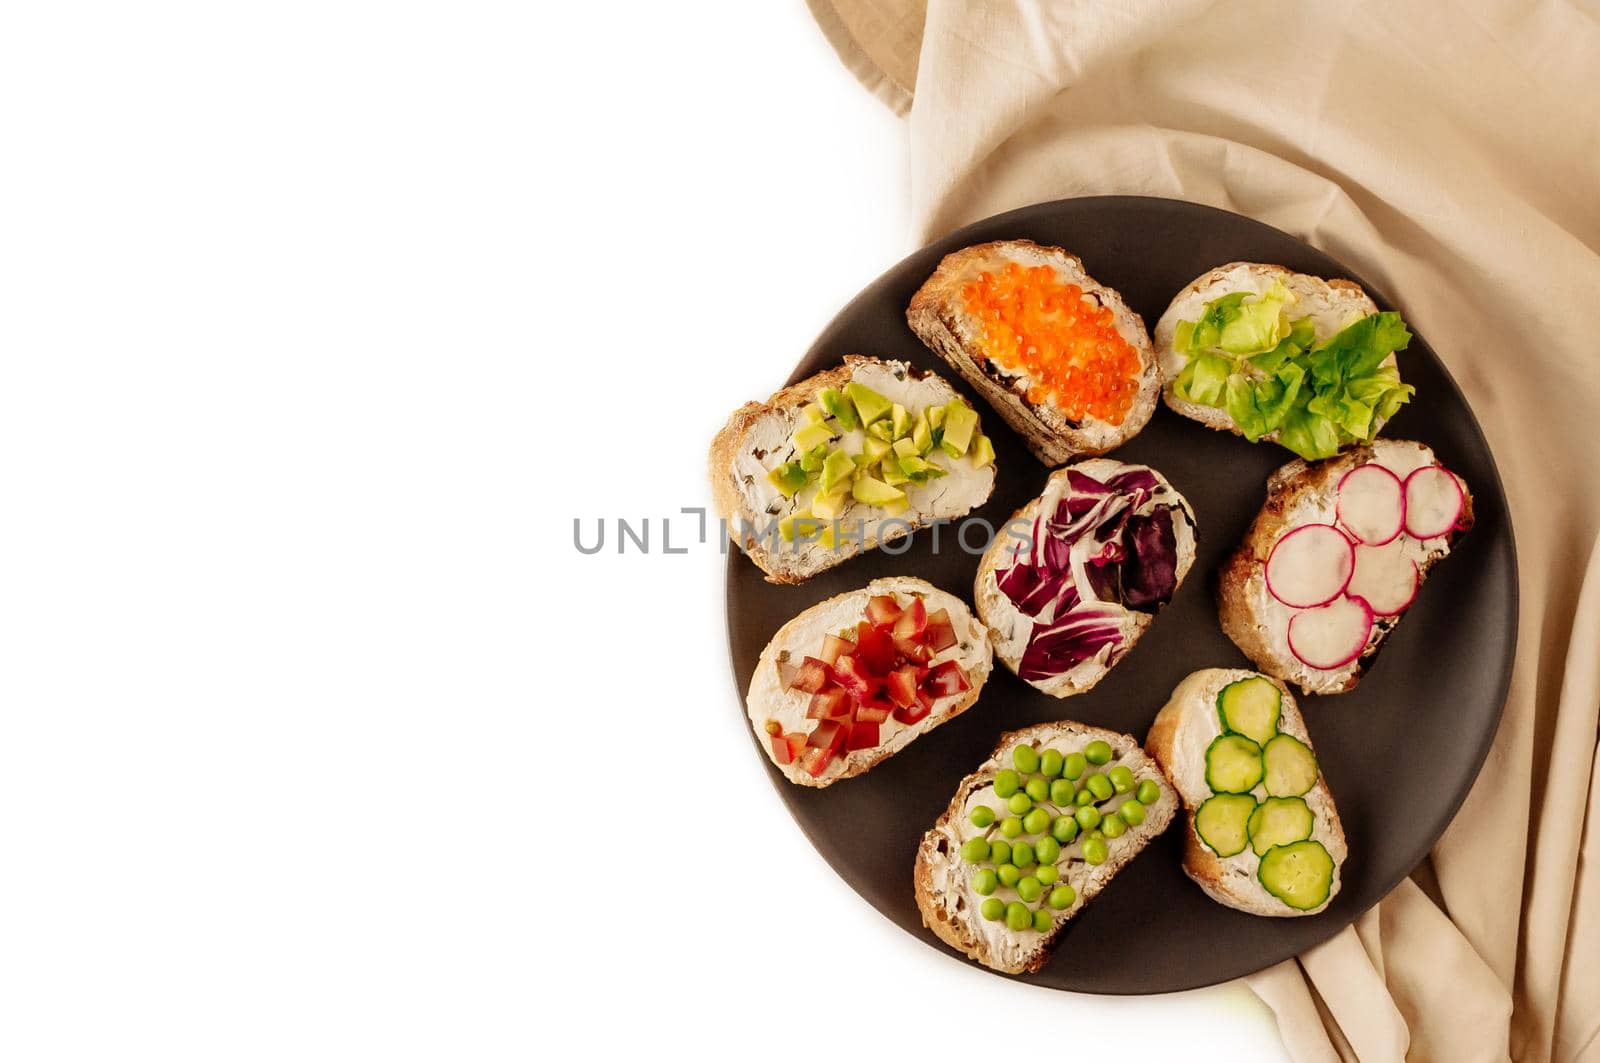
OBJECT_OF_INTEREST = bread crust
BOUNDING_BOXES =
[709,357,996,584]
[1152,262,1391,442]
[1217,441,1473,695]
[913,721,1177,973]
[907,240,1158,465]
[746,577,993,788]
[1145,669,1347,916]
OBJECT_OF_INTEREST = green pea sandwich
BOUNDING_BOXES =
[1154,263,1415,461]
[914,722,1177,974]
[1145,669,1347,917]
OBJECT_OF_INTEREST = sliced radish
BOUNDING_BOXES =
[1403,466,1464,539]
[1336,464,1405,545]
[1287,596,1373,670]
[1346,539,1420,615]
[1265,524,1355,608]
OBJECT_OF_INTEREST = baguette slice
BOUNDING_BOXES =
[747,577,993,787]
[914,722,1177,974]
[907,240,1159,465]
[1146,668,1347,916]
[1154,262,1393,441]
[975,459,1197,697]
[710,356,996,584]
[1218,439,1472,695]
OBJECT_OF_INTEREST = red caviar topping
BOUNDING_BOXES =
[960,262,1142,425]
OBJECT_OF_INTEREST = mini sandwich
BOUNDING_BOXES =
[1218,439,1472,695]
[1154,263,1415,460]
[710,357,997,584]
[975,459,1196,697]
[907,240,1159,465]
[915,722,1177,974]
[746,577,993,786]
[1146,669,1347,916]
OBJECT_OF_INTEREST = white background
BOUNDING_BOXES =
[1,2,1289,1058]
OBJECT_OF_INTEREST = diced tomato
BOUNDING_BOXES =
[853,703,890,724]
[784,732,807,759]
[923,609,958,652]
[893,700,931,725]
[789,656,832,694]
[886,665,920,709]
[830,655,877,700]
[865,594,902,628]
[802,720,845,776]
[853,621,899,673]
[892,598,928,640]
[893,635,934,665]
[845,719,880,751]
[923,660,971,697]
[819,633,855,665]
[771,732,795,764]
[856,685,895,712]
[806,685,852,720]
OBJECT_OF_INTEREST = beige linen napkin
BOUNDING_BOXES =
[807,2,1600,1059]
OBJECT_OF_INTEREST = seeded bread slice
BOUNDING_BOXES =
[747,577,994,788]
[907,240,1159,465]
[709,356,997,584]
[1145,668,1347,916]
[914,722,1177,974]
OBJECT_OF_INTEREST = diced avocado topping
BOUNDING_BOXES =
[942,400,979,456]
[862,436,892,464]
[810,488,849,520]
[816,387,859,432]
[797,443,828,474]
[890,403,911,440]
[779,512,822,543]
[866,420,894,443]
[851,475,906,507]
[819,449,856,495]
[766,461,807,496]
[793,422,833,452]
[880,460,910,486]
[971,434,995,468]
[911,414,933,455]
[845,381,894,425]
[892,437,918,458]
[801,402,827,425]
[927,404,947,430]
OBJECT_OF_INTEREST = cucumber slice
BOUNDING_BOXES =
[1263,734,1319,798]
[1204,734,1264,794]
[1247,796,1315,856]
[1258,839,1335,911]
[1216,676,1281,745]
[1195,793,1256,857]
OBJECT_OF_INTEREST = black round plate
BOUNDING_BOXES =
[724,196,1516,993]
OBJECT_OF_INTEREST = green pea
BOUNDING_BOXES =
[1051,816,1079,843]
[1000,816,1023,839]
[989,839,1011,866]
[981,898,1005,921]
[1011,841,1035,869]
[1025,777,1050,802]
[1036,863,1060,886]
[1007,792,1032,816]
[1085,774,1114,801]
[1119,799,1145,826]
[1032,907,1053,933]
[1012,745,1039,775]
[1062,752,1087,780]
[1082,836,1109,865]
[969,805,995,829]
[994,770,1020,798]
[1017,875,1043,902]
[1136,779,1162,805]
[997,864,1022,887]
[1075,805,1101,831]
[1108,765,1135,794]
[1075,789,1095,806]
[1035,836,1061,864]
[1039,749,1064,778]
[1023,808,1051,835]
[1049,779,1075,806]
[1101,813,1127,839]
[972,868,998,895]
[960,837,991,863]
[1084,740,1113,765]
[1048,884,1077,910]
[1005,902,1032,931]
